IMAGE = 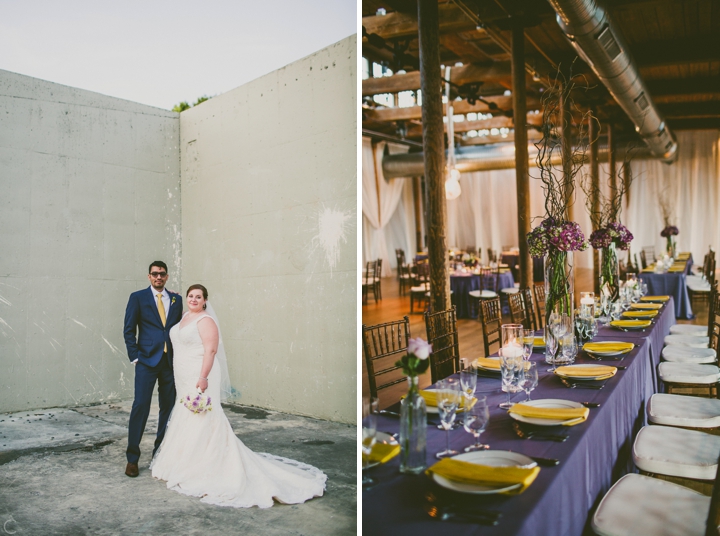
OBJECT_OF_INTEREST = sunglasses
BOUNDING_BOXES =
[150,272,168,278]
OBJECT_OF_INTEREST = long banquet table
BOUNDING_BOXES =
[363,297,676,536]
[638,255,693,319]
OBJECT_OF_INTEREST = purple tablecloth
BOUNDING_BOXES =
[450,271,516,319]
[363,298,676,536]
[638,257,693,319]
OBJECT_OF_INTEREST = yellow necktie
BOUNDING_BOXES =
[157,293,167,352]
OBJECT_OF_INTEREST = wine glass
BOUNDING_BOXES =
[459,362,477,407]
[520,362,538,401]
[521,329,535,360]
[601,294,611,323]
[361,397,378,485]
[435,378,461,459]
[499,349,524,408]
[463,396,490,451]
[611,301,624,321]
[546,313,569,372]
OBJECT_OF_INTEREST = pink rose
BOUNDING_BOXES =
[407,337,432,360]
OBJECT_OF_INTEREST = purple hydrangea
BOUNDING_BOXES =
[607,222,634,250]
[527,225,550,258]
[661,225,679,237]
[546,220,588,252]
[589,228,612,249]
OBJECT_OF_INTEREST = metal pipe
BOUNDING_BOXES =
[382,142,651,178]
[546,0,678,163]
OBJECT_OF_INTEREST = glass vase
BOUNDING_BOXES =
[666,237,676,259]
[399,376,427,474]
[544,251,575,364]
[600,243,620,301]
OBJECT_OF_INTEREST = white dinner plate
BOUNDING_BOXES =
[554,364,616,381]
[471,357,501,373]
[431,450,536,495]
[365,431,398,470]
[584,341,634,357]
[508,398,585,426]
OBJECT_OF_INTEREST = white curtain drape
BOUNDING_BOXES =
[361,137,411,276]
[626,130,720,262]
[363,130,720,276]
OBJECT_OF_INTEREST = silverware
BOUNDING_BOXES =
[528,455,560,467]
[582,402,601,408]
[512,423,568,442]
[560,378,604,390]
[378,410,401,418]
[424,504,500,525]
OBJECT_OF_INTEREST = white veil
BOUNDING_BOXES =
[204,301,233,401]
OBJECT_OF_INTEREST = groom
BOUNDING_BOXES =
[123,261,182,477]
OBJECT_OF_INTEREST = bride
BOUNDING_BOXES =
[150,284,327,508]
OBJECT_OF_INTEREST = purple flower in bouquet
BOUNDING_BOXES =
[589,228,612,249]
[527,225,550,258]
[607,222,634,250]
[546,220,588,252]
[661,225,679,237]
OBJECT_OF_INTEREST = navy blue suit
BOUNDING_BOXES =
[123,286,182,464]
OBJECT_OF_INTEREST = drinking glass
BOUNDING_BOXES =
[611,301,624,321]
[459,362,477,407]
[601,294,611,323]
[520,362,538,401]
[501,323,524,348]
[463,396,490,451]
[435,378,461,458]
[362,397,378,484]
[499,349,524,408]
[546,313,569,372]
[521,329,535,360]
[561,333,578,365]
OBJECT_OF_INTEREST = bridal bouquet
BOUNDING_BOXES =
[182,390,213,414]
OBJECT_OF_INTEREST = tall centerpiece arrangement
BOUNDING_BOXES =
[527,67,589,341]
[659,188,678,258]
[581,137,635,300]
[395,338,431,474]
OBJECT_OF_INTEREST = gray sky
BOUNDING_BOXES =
[0,0,357,110]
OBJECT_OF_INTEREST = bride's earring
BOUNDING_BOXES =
[203,304,207,310]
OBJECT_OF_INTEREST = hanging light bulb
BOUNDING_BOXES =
[445,167,461,200]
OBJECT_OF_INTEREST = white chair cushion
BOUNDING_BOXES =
[686,275,705,284]
[633,425,720,480]
[658,362,720,384]
[362,277,380,285]
[662,345,716,363]
[664,335,710,348]
[669,325,708,336]
[648,393,720,428]
[687,283,712,292]
[399,274,412,280]
[468,290,497,299]
[500,287,519,294]
[410,286,428,293]
[591,473,710,536]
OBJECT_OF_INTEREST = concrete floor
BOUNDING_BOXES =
[0,400,356,535]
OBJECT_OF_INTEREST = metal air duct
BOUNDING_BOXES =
[382,142,650,178]
[546,0,677,163]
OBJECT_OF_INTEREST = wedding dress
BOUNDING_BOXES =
[150,313,327,508]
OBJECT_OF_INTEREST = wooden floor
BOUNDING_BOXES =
[361,268,706,409]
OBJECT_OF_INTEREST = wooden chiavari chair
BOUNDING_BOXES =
[409,262,430,314]
[362,260,379,305]
[362,316,410,404]
[478,297,502,357]
[533,283,547,329]
[508,292,532,329]
[521,288,538,331]
[424,306,461,384]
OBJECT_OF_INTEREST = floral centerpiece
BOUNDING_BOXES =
[529,66,590,336]
[581,130,635,300]
[394,338,431,474]
[661,225,679,258]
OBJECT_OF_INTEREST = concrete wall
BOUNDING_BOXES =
[180,36,356,423]
[0,70,181,412]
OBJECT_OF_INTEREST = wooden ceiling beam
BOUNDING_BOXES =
[634,36,720,69]
[645,77,720,98]
[363,95,543,122]
[362,3,477,40]
[657,102,720,118]
[361,61,514,96]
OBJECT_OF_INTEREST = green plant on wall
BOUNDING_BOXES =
[171,95,211,112]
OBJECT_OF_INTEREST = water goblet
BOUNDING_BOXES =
[435,378,461,459]
[459,362,477,407]
[561,333,578,365]
[361,397,379,485]
[519,362,538,401]
[521,329,535,360]
[499,349,524,408]
[611,301,624,321]
[463,396,490,452]
[601,294,611,323]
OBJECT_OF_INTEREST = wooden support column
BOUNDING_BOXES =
[418,0,450,313]
[608,124,617,198]
[560,84,574,221]
[511,22,531,289]
[413,176,423,253]
[589,113,601,294]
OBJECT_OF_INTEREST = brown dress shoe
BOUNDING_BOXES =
[125,462,139,477]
